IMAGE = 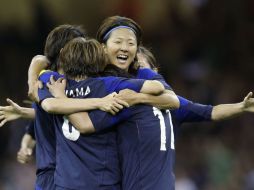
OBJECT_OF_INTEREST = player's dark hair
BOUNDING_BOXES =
[96,16,143,76]
[102,64,133,78]
[96,15,142,45]
[138,46,159,71]
[44,24,86,71]
[59,38,107,79]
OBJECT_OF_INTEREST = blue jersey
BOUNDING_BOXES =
[25,120,35,139]
[117,105,175,190]
[32,71,63,190]
[38,73,145,190]
[171,96,213,135]
[110,68,175,190]
[137,68,213,131]
[137,68,172,90]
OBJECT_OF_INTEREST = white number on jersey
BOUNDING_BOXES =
[62,116,80,141]
[153,107,175,151]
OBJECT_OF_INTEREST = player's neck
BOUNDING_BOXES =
[74,75,87,82]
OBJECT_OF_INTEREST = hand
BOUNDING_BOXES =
[242,92,254,112]
[17,147,33,164]
[115,89,138,106]
[47,75,67,98]
[0,99,23,127]
[28,80,43,102]
[99,93,129,115]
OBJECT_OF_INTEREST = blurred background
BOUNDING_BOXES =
[0,0,253,189]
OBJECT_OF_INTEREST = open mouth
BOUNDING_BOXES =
[117,55,128,63]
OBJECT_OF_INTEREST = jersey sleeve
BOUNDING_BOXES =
[137,68,172,90]
[37,70,64,103]
[88,108,131,132]
[100,76,146,94]
[171,96,213,125]
[25,120,35,140]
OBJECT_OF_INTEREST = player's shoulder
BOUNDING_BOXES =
[96,76,125,83]
[137,68,157,79]
[38,70,63,83]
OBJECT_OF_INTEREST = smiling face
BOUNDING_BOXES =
[103,28,138,71]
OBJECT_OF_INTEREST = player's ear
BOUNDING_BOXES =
[102,43,108,54]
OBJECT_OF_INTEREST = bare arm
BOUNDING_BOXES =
[66,112,95,134]
[28,55,49,101]
[41,77,128,115]
[41,95,127,115]
[140,80,165,95]
[116,89,180,109]
[0,99,35,127]
[212,92,254,121]
[17,133,36,164]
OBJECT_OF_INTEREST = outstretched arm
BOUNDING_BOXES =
[212,92,254,121]
[0,99,35,127]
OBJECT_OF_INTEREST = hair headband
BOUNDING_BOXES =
[102,25,137,42]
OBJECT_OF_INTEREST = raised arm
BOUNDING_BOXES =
[211,92,254,121]
[28,55,49,101]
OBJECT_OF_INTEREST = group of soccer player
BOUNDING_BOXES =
[0,15,254,190]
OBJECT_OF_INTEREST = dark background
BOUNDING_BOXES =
[0,0,253,189]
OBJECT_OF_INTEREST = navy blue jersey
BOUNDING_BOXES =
[137,68,172,90]
[116,106,175,190]
[25,120,35,139]
[171,96,213,132]
[105,68,174,190]
[38,73,145,190]
[71,80,176,189]
[137,68,213,131]
[32,71,64,189]
[34,71,62,175]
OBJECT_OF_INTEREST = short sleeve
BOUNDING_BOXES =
[137,68,172,90]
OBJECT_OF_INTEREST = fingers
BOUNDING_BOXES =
[244,92,253,101]
[6,98,17,107]
[109,110,116,115]
[115,99,129,108]
[17,148,33,164]
[0,106,6,111]
[0,119,7,127]
[50,75,56,84]
[0,115,5,120]
[46,82,51,89]
[38,81,43,89]
[111,92,117,97]
[247,92,253,99]
[111,105,121,113]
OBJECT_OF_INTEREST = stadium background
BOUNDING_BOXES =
[0,0,253,189]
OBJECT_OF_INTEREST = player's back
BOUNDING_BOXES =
[117,105,175,190]
[52,76,145,190]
